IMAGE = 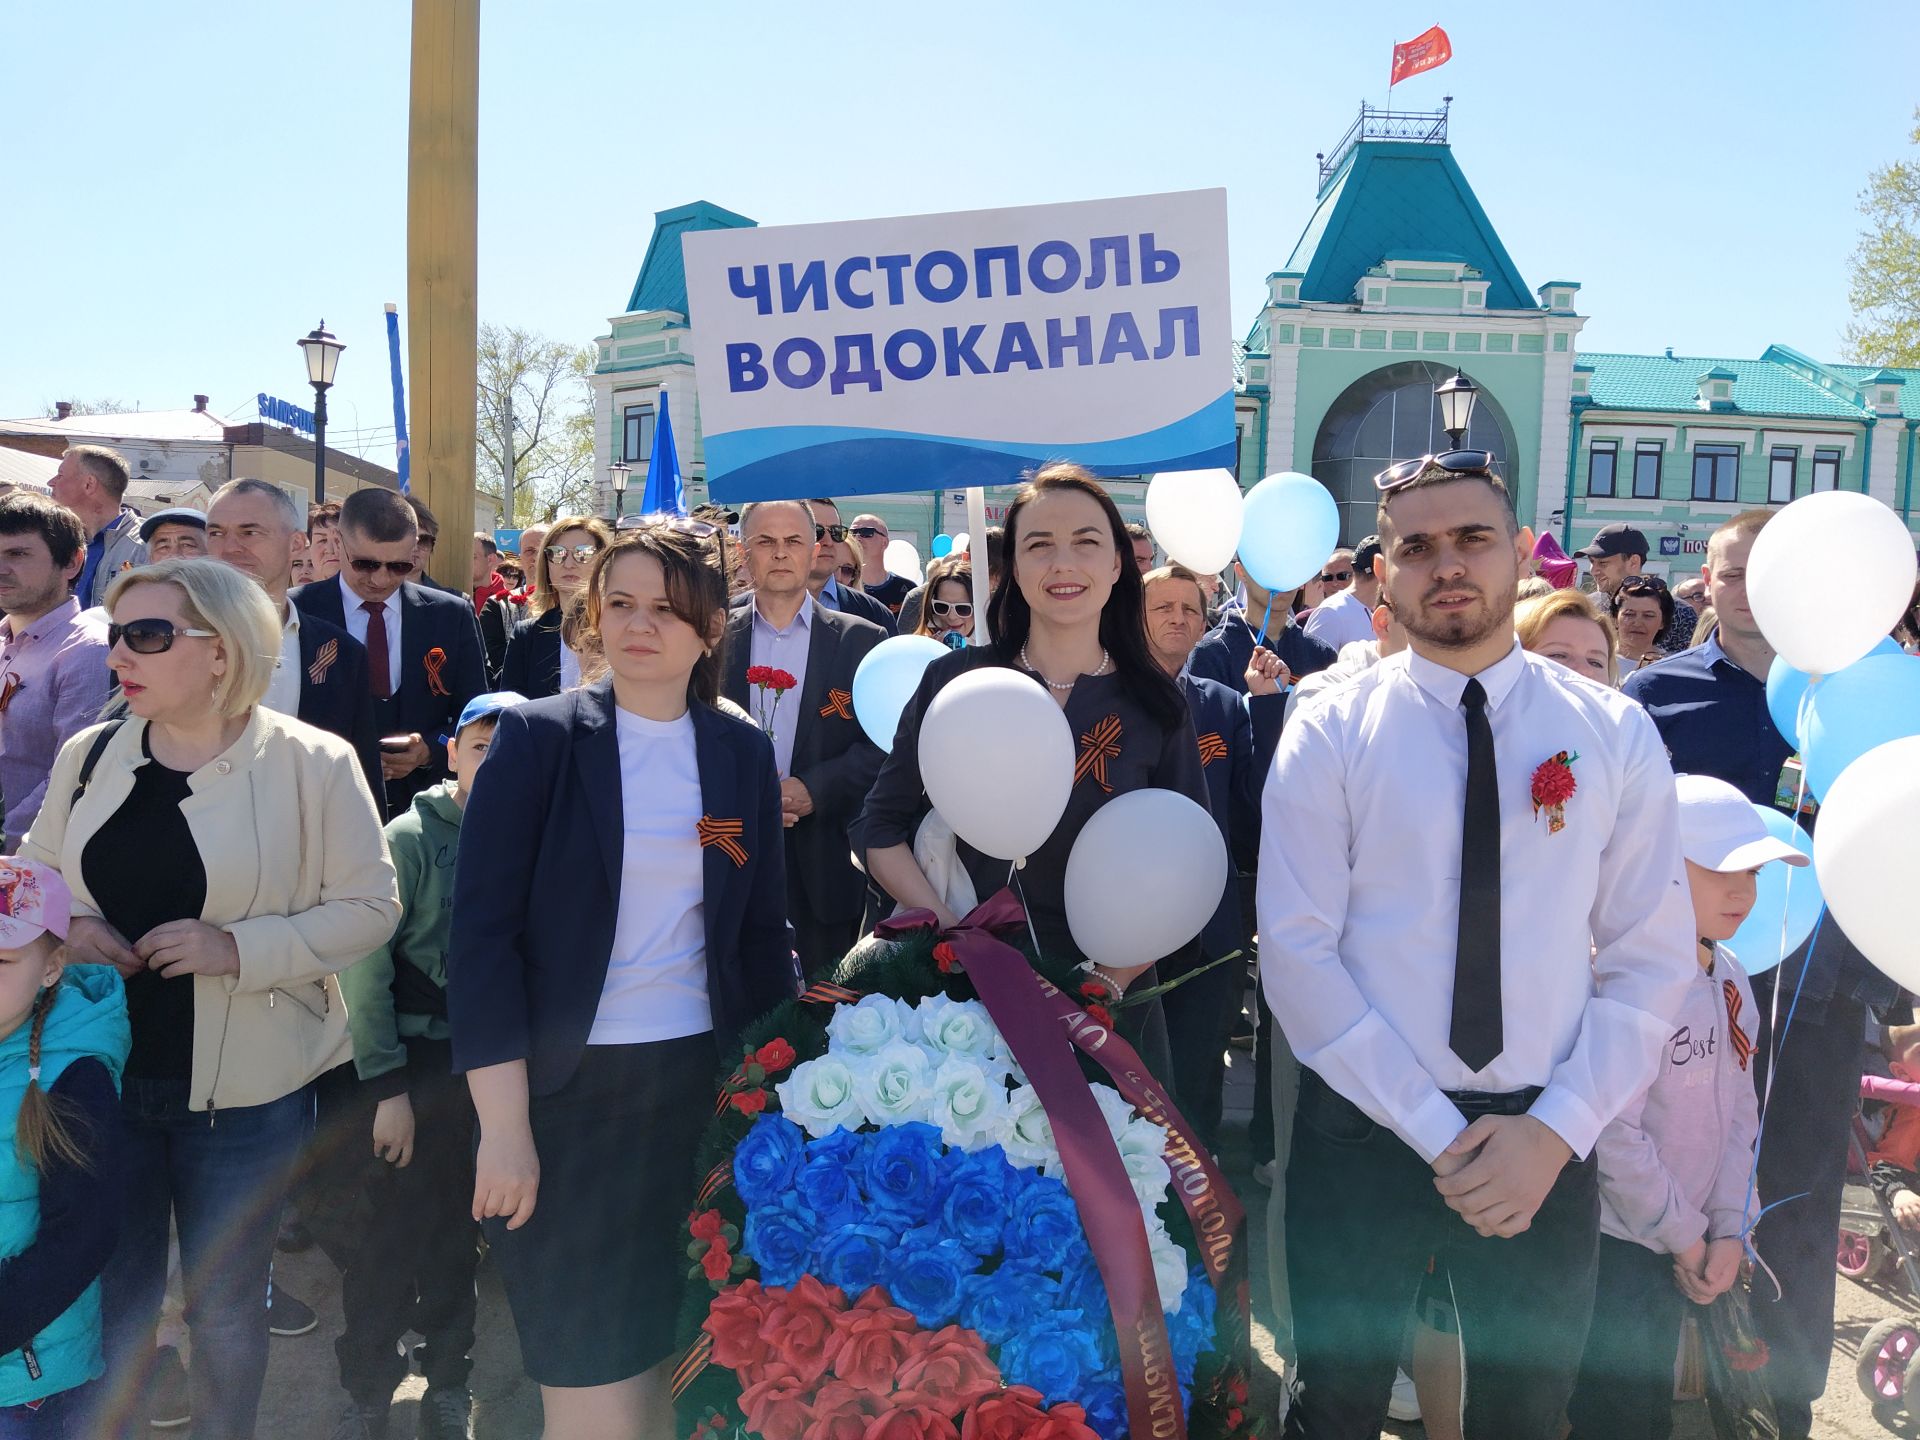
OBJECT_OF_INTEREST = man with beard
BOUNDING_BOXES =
[1260,459,1695,1439]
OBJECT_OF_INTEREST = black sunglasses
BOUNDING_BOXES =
[347,554,417,578]
[849,525,886,540]
[815,523,850,543]
[1619,575,1670,594]
[929,599,974,619]
[1320,568,1353,584]
[108,618,218,654]
[1373,449,1499,494]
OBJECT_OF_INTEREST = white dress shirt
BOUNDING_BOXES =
[1258,641,1694,1163]
[1303,586,1378,650]
[263,604,302,718]
[338,575,402,696]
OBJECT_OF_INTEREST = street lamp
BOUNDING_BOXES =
[295,321,346,504]
[1435,368,1478,449]
[609,459,631,526]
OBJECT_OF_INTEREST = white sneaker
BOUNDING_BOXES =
[1387,1367,1422,1422]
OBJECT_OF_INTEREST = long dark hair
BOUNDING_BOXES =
[579,523,728,707]
[990,462,1186,729]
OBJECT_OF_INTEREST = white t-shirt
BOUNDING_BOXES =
[587,708,713,1044]
[560,642,582,692]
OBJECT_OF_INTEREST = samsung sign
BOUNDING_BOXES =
[257,392,316,436]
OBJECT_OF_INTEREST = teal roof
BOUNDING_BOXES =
[1830,363,1920,419]
[625,201,757,317]
[1283,141,1534,310]
[1583,352,1872,421]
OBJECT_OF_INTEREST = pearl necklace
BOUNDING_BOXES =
[1021,642,1110,692]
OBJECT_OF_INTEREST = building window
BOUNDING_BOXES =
[622,404,656,463]
[1632,442,1663,499]
[1587,441,1617,497]
[1768,446,1797,504]
[1811,447,1842,492]
[1692,444,1741,503]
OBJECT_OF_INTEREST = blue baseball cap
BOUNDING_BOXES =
[456,691,528,735]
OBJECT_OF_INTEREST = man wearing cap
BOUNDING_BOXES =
[1575,524,1697,653]
[1305,538,1385,651]
[138,508,207,561]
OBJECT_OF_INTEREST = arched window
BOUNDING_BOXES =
[1311,361,1518,541]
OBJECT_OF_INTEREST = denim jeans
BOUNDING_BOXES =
[0,1384,97,1440]
[91,1078,312,1440]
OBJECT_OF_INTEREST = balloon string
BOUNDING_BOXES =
[1741,904,1825,1277]
[1254,595,1274,649]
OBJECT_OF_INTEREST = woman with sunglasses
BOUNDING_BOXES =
[448,524,793,1440]
[500,515,613,699]
[911,553,975,646]
[21,558,399,1440]
[1611,577,1675,672]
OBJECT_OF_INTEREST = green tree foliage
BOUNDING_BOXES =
[1846,108,1920,368]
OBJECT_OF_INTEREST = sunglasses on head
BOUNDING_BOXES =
[849,525,885,540]
[815,523,850,543]
[1321,568,1353,584]
[929,599,973,619]
[1373,449,1499,494]
[108,618,218,654]
[347,555,417,578]
[1619,576,1669,595]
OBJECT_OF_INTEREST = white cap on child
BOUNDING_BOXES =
[0,857,70,950]
[1675,775,1811,874]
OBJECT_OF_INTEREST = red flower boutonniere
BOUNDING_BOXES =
[1531,750,1579,834]
[745,665,797,737]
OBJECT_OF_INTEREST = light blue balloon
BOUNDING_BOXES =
[1766,637,1902,748]
[931,533,954,558]
[851,635,950,750]
[1238,472,1341,593]
[1727,805,1821,975]
[1801,651,1920,799]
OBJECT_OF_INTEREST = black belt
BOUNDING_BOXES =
[1300,1068,1543,1127]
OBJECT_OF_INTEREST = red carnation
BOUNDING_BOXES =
[756,1037,798,1074]
[689,1208,726,1243]
[1530,750,1578,834]
[933,941,959,974]
[703,1282,772,1370]
[768,668,798,690]
[740,1374,814,1440]
[1724,1336,1771,1373]
[747,665,772,686]
[732,1087,768,1117]
[701,1238,733,1283]
[1085,1003,1113,1029]
[893,1325,1001,1412]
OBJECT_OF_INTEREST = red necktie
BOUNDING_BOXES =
[361,600,391,700]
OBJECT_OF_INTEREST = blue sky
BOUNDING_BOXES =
[2,1,1913,462]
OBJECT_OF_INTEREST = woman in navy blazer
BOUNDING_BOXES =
[448,523,796,1438]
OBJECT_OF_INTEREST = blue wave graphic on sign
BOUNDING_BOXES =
[705,393,1236,503]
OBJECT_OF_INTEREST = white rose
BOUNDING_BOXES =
[914,995,1007,1068]
[1144,1213,1190,1313]
[825,993,909,1055]
[1002,1084,1059,1171]
[1092,1084,1140,1137]
[1122,1148,1173,1206]
[851,1039,932,1126]
[929,1057,1013,1151]
[774,1057,863,1138]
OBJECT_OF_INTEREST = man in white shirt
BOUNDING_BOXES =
[1304,537,1384,651]
[1260,461,1694,1439]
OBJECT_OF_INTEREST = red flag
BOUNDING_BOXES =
[1390,25,1453,87]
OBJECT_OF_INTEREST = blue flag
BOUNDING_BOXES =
[384,303,411,494]
[641,387,686,517]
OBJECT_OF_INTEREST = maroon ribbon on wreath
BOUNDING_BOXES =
[876,889,1249,1440]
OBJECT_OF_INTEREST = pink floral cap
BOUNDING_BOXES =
[0,858,72,950]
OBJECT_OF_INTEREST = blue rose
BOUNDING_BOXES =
[957,1260,1056,1346]
[733,1113,806,1210]
[1168,1264,1219,1378]
[1057,1250,1115,1365]
[742,1191,815,1287]
[941,1145,1014,1257]
[1007,1171,1085,1272]
[814,1223,894,1295]
[805,1126,868,1192]
[864,1122,948,1226]
[887,1236,975,1328]
[1081,1379,1127,1440]
[795,1150,863,1230]
[996,1309,1107,1405]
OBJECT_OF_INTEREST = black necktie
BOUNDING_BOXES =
[1450,677,1503,1071]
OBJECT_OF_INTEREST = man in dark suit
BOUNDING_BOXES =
[725,498,887,974]
[806,497,896,634]
[1186,558,1339,697]
[206,478,384,804]
[292,487,487,818]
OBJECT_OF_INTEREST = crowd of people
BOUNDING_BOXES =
[1,440,1919,1440]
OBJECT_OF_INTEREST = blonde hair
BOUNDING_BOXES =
[1516,576,1554,601]
[1515,589,1621,686]
[532,516,613,616]
[105,557,280,717]
[14,945,94,1174]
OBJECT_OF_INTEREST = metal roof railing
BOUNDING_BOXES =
[1317,99,1451,188]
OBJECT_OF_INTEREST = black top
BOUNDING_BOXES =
[499,607,564,700]
[854,647,1210,969]
[0,1058,122,1355]
[864,573,915,614]
[83,735,207,1081]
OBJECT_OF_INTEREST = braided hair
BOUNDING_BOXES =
[15,970,94,1173]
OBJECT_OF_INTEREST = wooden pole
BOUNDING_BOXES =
[406,0,479,589]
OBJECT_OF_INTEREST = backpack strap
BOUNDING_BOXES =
[70,721,126,811]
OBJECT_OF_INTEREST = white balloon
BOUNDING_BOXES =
[953,532,970,555]
[1747,491,1917,674]
[884,538,925,587]
[1812,734,1920,991]
[1145,468,1244,574]
[918,669,1074,861]
[1063,789,1227,970]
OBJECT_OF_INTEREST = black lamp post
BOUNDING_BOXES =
[1436,368,1478,449]
[296,321,346,503]
[609,459,631,527]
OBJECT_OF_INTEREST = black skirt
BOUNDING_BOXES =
[486,1032,717,1387]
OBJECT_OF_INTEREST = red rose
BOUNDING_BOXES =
[690,1209,726,1243]
[757,1037,799,1073]
[732,1087,768,1117]
[833,1299,918,1394]
[803,1380,884,1440]
[703,1284,772,1371]
[893,1325,1001,1412]
[701,1238,733,1283]
[760,1275,850,1387]
[861,1408,960,1440]
[741,1374,814,1440]
[1024,1403,1099,1440]
[849,1286,908,1316]
[960,1386,1051,1440]
[748,665,772,686]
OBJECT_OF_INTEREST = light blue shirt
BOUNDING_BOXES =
[817,576,845,612]
[749,591,814,778]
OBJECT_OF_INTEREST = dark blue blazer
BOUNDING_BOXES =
[1180,674,1283,958]
[499,607,563,699]
[290,577,489,812]
[294,611,385,807]
[1186,611,1338,697]
[446,679,801,1096]
[823,582,897,636]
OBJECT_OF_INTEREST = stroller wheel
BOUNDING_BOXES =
[1857,1318,1920,1404]
[1841,1228,1892,1281]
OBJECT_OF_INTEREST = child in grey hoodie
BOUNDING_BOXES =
[1565,773,1805,1440]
